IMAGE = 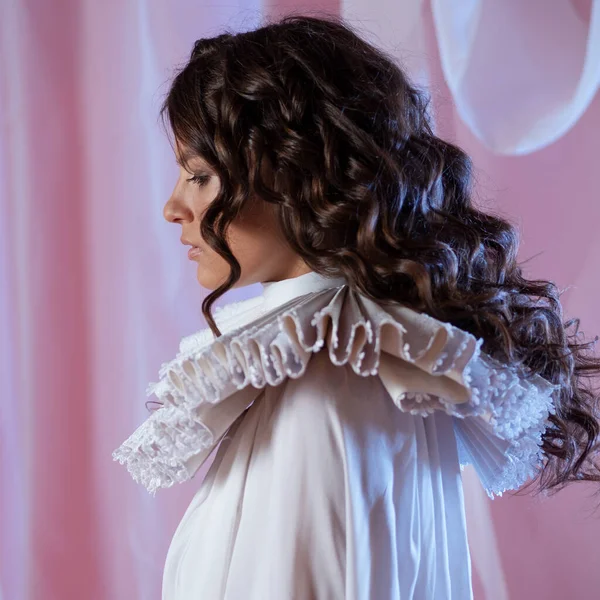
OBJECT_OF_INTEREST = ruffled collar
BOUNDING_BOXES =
[181,270,349,351]
[259,270,349,312]
[113,277,560,498]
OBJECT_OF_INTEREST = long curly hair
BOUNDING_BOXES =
[158,14,600,496]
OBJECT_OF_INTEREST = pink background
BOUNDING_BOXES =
[1,1,599,598]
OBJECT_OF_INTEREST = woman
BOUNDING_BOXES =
[113,14,600,599]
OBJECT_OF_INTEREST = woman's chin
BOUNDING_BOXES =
[195,266,226,291]
[196,273,216,290]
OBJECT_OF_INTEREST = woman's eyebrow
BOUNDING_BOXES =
[175,147,197,166]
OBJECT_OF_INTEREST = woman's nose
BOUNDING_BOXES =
[163,193,191,224]
[163,198,177,223]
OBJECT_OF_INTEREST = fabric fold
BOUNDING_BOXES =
[113,284,560,497]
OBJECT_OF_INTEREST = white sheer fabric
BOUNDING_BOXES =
[430,0,600,154]
[346,0,600,155]
[113,270,559,599]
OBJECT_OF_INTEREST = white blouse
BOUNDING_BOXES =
[113,270,560,599]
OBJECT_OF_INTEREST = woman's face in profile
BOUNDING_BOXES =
[162,143,311,290]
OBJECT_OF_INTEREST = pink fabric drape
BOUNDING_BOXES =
[1,1,598,598]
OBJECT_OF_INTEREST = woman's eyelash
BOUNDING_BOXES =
[186,174,210,187]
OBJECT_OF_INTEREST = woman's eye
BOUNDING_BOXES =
[186,174,210,187]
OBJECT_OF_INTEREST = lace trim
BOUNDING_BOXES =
[112,285,560,496]
[177,295,266,356]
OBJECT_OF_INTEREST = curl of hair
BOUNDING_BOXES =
[158,13,600,497]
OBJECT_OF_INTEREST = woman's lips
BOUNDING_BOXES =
[188,246,202,260]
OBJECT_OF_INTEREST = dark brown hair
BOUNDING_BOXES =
[159,13,600,496]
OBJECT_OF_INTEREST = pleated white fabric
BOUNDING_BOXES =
[112,270,560,599]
